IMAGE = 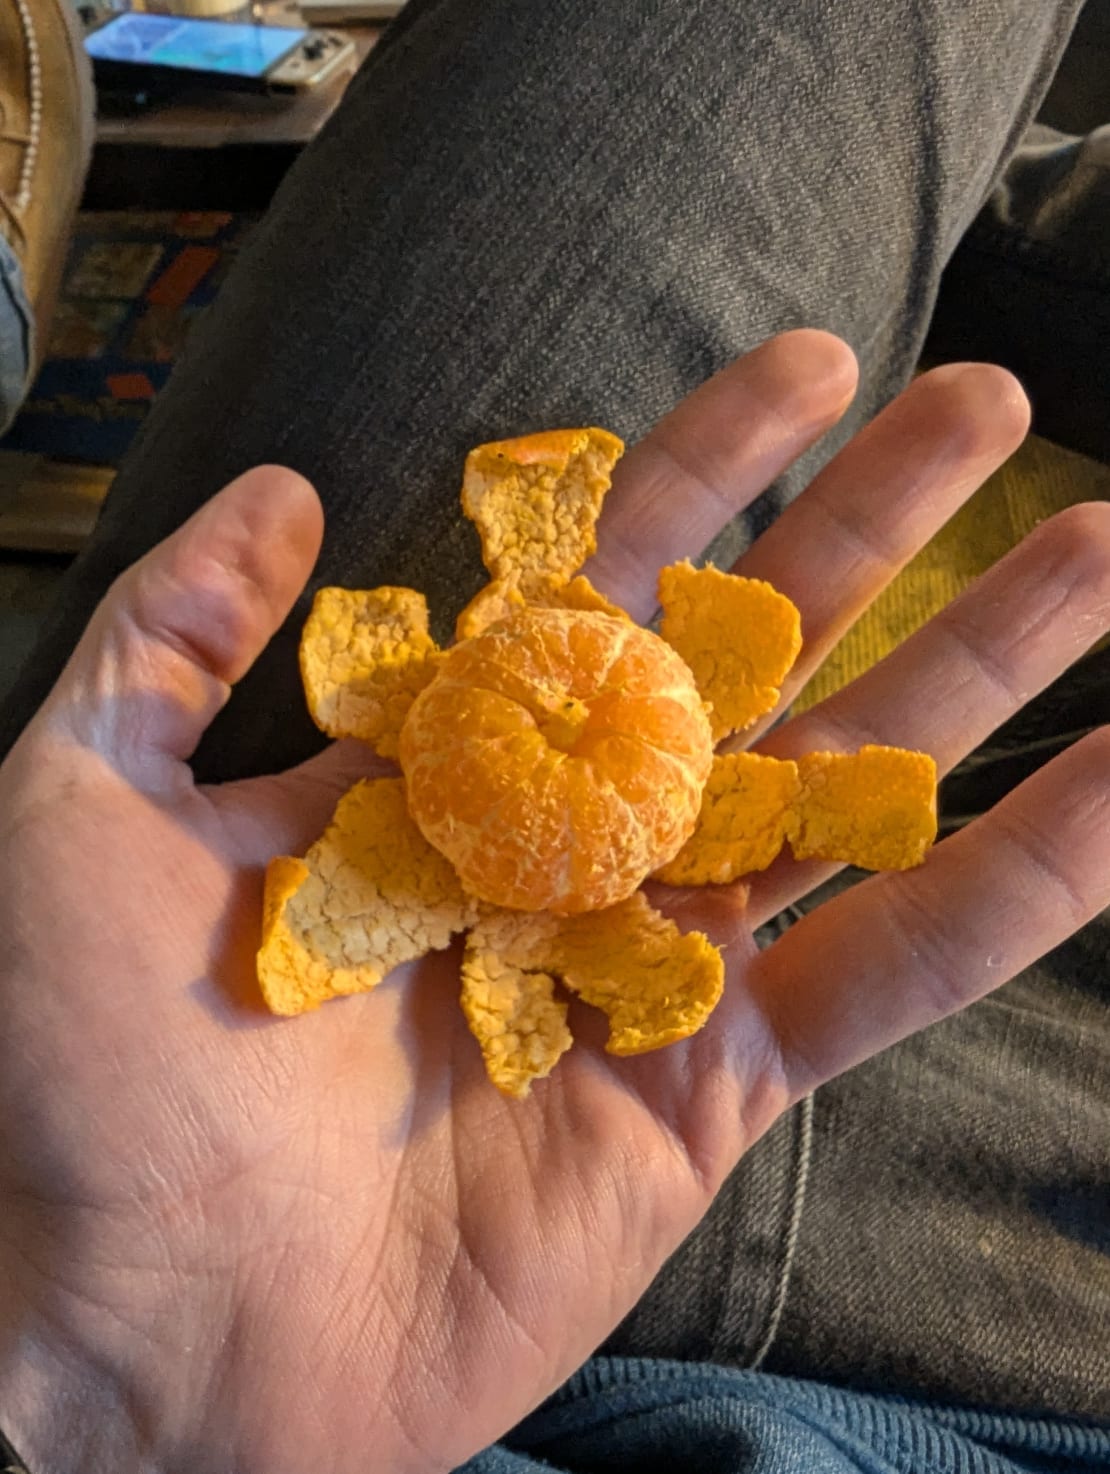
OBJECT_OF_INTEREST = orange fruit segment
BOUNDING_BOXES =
[461,427,624,590]
[658,561,802,740]
[257,778,478,1015]
[400,606,713,914]
[300,586,443,758]
[461,893,724,1093]
[653,751,802,886]
[785,745,938,870]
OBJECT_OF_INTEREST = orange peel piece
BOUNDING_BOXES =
[455,579,529,641]
[658,561,802,739]
[455,572,631,641]
[300,586,442,758]
[554,574,630,621]
[461,917,573,1099]
[460,427,624,592]
[554,894,724,1054]
[785,744,938,871]
[257,777,478,1016]
[460,893,723,1092]
[654,752,801,885]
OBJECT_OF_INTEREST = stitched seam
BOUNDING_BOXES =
[746,1090,814,1370]
[13,0,42,211]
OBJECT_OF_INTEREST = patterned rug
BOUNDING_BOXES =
[1,210,255,465]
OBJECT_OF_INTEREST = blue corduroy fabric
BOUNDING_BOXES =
[460,1358,1110,1473]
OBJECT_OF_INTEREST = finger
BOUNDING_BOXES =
[587,330,858,621]
[747,725,1110,1104]
[35,467,323,786]
[733,363,1030,729]
[748,501,1110,924]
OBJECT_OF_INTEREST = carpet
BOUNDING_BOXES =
[0,209,255,466]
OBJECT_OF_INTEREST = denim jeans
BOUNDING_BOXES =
[2,0,1106,1427]
[0,232,33,436]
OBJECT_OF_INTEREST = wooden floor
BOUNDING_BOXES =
[0,452,114,555]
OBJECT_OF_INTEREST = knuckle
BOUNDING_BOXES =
[114,544,245,680]
[1061,725,1110,804]
[934,600,1023,706]
[883,879,969,1021]
[992,802,1091,931]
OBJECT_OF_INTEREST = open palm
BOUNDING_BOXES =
[2,331,1108,1474]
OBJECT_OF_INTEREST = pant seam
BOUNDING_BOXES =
[746,1091,814,1371]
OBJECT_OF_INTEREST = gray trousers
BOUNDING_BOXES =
[3,0,1107,1421]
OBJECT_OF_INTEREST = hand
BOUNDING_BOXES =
[1,331,1107,1474]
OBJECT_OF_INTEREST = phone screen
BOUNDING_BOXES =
[85,14,305,79]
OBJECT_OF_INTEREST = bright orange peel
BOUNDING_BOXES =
[785,745,938,871]
[554,575,629,621]
[545,891,724,1055]
[454,579,529,641]
[300,586,442,758]
[455,572,629,641]
[659,561,802,739]
[260,426,938,1097]
[654,752,802,885]
[461,915,573,1099]
[461,892,723,1095]
[461,426,624,592]
[257,777,478,1016]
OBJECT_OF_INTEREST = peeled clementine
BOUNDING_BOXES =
[399,607,713,914]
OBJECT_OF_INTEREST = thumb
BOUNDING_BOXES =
[33,466,323,786]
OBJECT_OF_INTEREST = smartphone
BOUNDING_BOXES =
[84,12,357,94]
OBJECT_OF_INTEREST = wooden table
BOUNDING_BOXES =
[87,7,382,208]
[3,8,386,553]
